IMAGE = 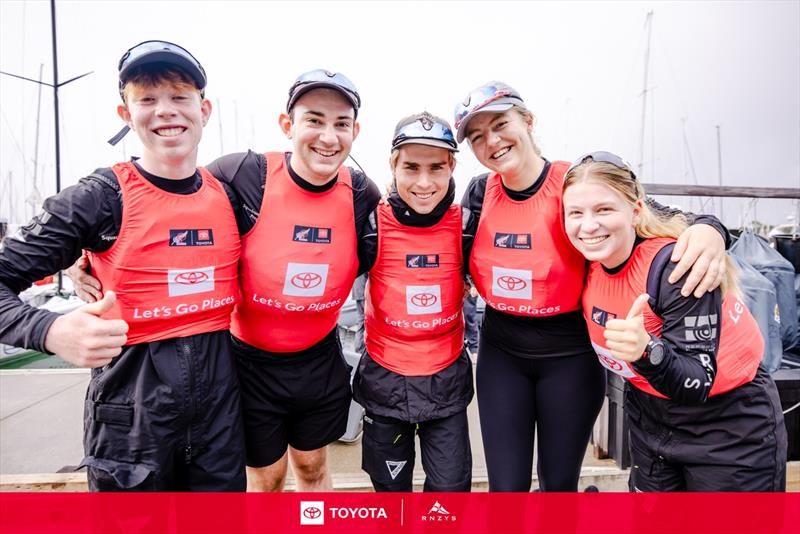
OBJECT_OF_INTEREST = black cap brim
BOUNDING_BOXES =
[287,82,360,115]
[119,50,206,91]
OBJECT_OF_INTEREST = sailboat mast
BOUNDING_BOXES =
[32,64,43,197]
[638,11,653,177]
[716,124,724,222]
[49,0,61,195]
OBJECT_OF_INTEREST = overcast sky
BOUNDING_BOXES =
[1,0,798,228]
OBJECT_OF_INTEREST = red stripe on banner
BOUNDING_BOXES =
[1,492,798,534]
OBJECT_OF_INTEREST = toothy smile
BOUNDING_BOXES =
[581,235,609,245]
[154,127,186,137]
[412,192,434,200]
[312,148,338,157]
[491,147,511,160]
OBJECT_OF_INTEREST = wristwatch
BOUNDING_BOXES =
[642,335,666,365]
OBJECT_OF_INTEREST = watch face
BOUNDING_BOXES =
[649,343,665,365]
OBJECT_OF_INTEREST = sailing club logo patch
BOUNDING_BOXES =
[385,460,407,480]
[494,232,531,249]
[406,254,440,268]
[591,306,617,326]
[293,225,332,244]
[169,229,214,246]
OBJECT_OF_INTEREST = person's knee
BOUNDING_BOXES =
[290,449,328,484]
[246,456,288,492]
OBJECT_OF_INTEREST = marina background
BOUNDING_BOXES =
[1,0,798,229]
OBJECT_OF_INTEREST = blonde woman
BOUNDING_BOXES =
[563,151,787,491]
[454,82,729,492]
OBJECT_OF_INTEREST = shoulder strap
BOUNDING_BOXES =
[85,167,123,230]
[647,242,677,314]
[85,168,120,194]
[367,208,378,233]
[461,206,471,231]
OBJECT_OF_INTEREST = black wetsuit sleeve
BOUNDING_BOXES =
[462,207,478,275]
[632,249,720,404]
[460,174,489,220]
[360,209,379,274]
[0,179,118,351]
[207,150,265,234]
[353,170,381,276]
[645,197,730,248]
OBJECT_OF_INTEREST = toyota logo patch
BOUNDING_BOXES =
[496,275,527,291]
[410,293,438,307]
[174,271,209,285]
[291,272,322,289]
[598,353,623,371]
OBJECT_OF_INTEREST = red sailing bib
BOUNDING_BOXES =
[469,161,586,317]
[230,152,358,352]
[88,162,240,345]
[583,237,763,398]
[365,204,464,376]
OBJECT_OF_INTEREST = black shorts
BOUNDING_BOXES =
[232,335,352,468]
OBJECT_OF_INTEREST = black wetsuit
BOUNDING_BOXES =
[352,181,476,491]
[615,241,787,492]
[0,162,246,491]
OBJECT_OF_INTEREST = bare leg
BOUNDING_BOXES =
[246,451,289,492]
[289,446,332,492]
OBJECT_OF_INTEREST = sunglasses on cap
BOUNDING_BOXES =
[110,40,207,146]
[453,82,525,142]
[287,69,361,112]
[392,115,457,151]
[567,151,637,180]
[118,40,206,92]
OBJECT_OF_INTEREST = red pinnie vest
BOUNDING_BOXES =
[365,204,464,376]
[470,161,585,317]
[88,162,240,345]
[583,237,763,398]
[230,152,358,352]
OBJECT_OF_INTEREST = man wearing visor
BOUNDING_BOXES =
[0,41,246,491]
[204,70,381,491]
[352,112,475,492]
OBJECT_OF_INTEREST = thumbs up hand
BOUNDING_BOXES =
[44,290,129,368]
[602,293,651,363]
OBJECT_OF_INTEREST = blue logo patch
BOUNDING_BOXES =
[293,225,332,244]
[169,229,214,246]
[494,233,531,249]
[591,306,617,326]
[406,255,440,268]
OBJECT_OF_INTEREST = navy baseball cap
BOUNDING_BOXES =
[109,40,206,146]
[287,69,361,117]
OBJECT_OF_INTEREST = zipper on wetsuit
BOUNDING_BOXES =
[180,338,196,464]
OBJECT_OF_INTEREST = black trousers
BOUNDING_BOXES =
[476,339,606,492]
[627,365,787,492]
[82,331,246,491]
[361,410,472,492]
